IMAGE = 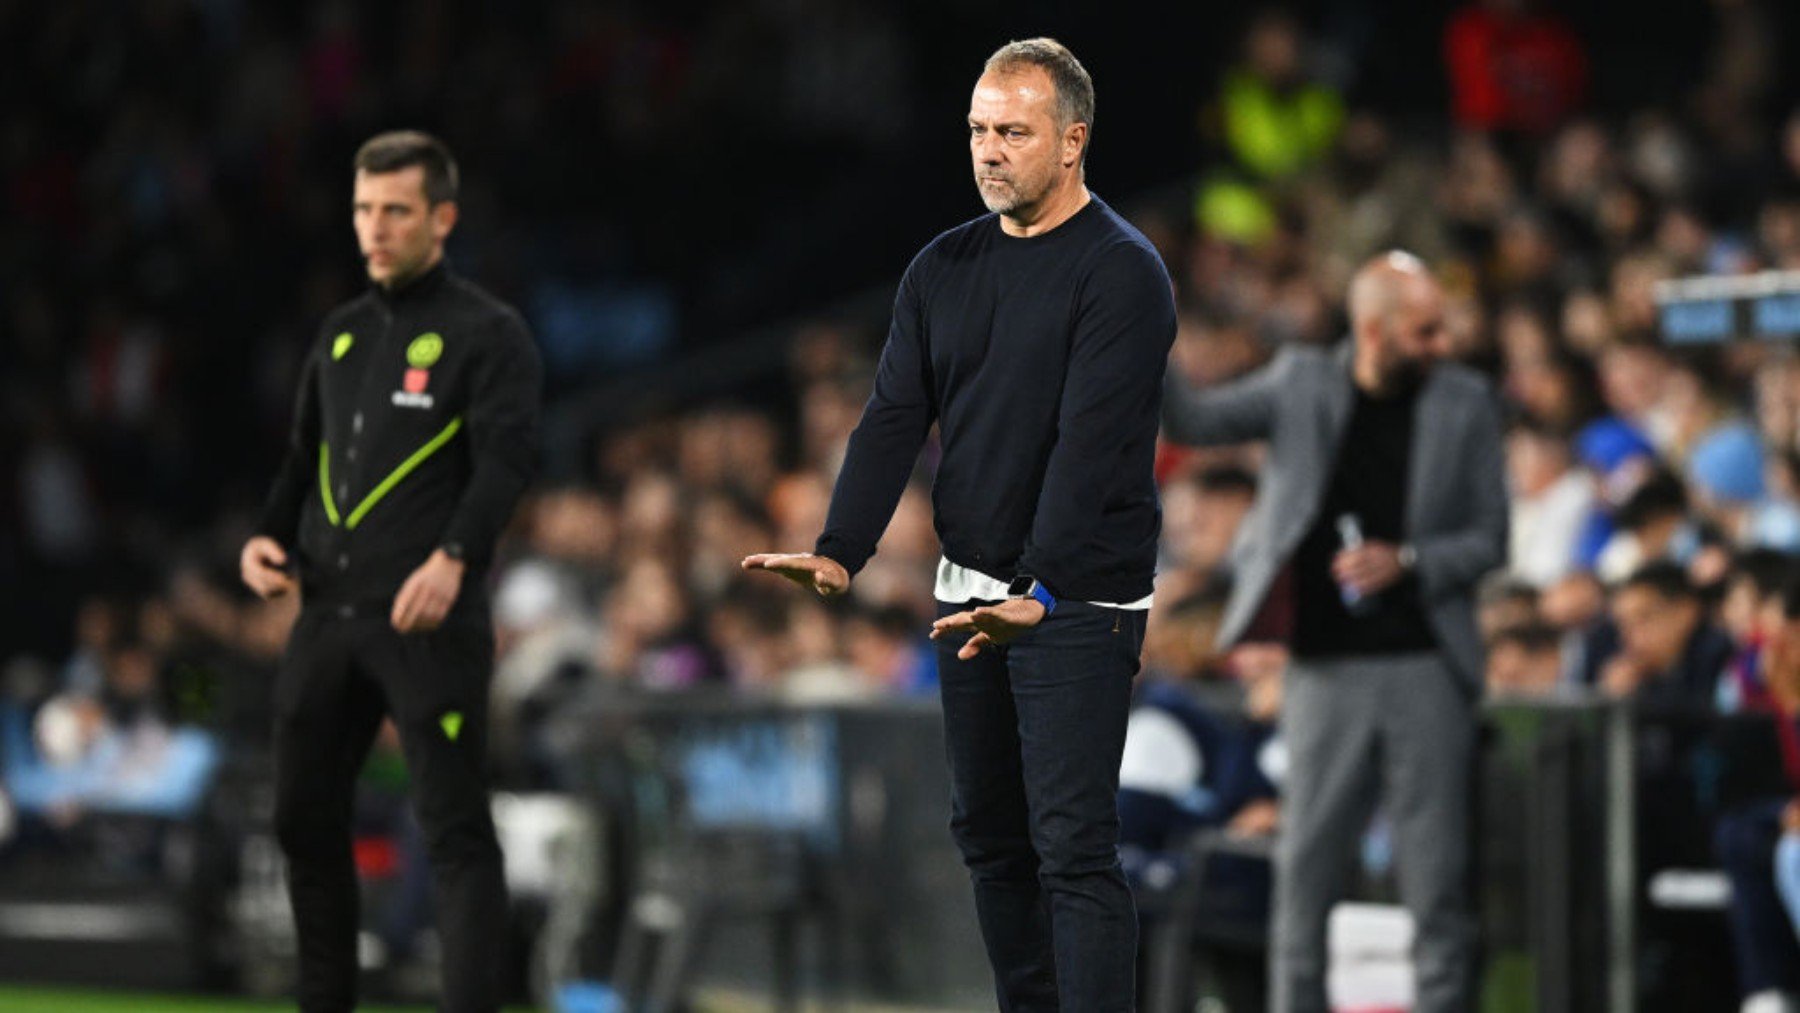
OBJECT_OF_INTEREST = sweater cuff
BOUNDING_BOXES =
[812,534,869,577]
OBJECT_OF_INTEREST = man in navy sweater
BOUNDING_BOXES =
[745,38,1176,1011]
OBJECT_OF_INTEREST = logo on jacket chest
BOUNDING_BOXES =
[392,332,443,409]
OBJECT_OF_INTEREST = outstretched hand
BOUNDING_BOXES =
[740,552,851,598]
[930,598,1047,660]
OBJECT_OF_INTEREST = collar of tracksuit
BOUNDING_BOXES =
[374,258,451,306]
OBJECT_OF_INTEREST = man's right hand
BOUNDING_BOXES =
[740,552,850,598]
[241,536,296,600]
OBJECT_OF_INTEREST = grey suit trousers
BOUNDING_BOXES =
[1271,653,1478,1013]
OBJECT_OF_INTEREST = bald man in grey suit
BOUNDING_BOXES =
[1163,252,1506,1013]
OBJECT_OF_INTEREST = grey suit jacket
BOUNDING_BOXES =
[1163,342,1508,695]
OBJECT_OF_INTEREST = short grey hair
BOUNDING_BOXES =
[984,38,1095,151]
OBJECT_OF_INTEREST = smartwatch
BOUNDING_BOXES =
[440,541,467,563]
[1007,575,1058,615]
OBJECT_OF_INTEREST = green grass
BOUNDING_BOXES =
[0,986,537,1012]
[1482,951,1535,1013]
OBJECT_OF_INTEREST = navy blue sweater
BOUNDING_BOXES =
[815,195,1176,603]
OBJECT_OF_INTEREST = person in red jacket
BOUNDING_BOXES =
[1445,0,1588,136]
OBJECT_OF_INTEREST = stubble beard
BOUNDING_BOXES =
[977,172,1040,217]
[369,245,432,289]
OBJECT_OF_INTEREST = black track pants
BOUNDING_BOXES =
[272,608,506,1013]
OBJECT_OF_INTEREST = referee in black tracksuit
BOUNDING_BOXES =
[241,131,540,1013]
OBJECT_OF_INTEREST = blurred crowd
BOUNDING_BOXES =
[7,0,1800,797]
[0,0,923,665]
[5,0,1800,1003]
[1131,9,1800,1003]
[1154,2,1800,712]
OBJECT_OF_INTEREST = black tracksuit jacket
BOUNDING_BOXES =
[257,260,541,623]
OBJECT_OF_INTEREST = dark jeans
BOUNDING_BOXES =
[273,610,507,1013]
[936,598,1146,1012]
[1718,797,1800,996]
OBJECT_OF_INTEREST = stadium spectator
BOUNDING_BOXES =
[1596,468,1695,583]
[1718,550,1795,714]
[1138,582,1232,688]
[1477,577,1540,645]
[1215,10,1343,183]
[1506,419,1595,587]
[4,631,220,841]
[1444,0,1588,137]
[1120,631,1280,862]
[1196,10,1343,246]
[1718,571,1800,1012]
[1161,466,1260,584]
[841,603,935,696]
[1120,605,1284,1013]
[1486,623,1564,696]
[1600,562,1734,706]
[1571,416,1659,570]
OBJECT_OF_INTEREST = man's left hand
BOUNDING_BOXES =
[930,597,1047,660]
[392,549,466,633]
[1332,542,1406,596]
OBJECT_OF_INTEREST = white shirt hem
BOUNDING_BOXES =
[933,556,1153,610]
